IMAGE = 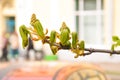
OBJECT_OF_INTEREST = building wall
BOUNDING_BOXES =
[0,0,16,36]
[31,0,75,32]
[104,0,113,45]
[113,0,120,36]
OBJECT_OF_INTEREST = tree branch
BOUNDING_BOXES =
[44,39,120,56]
[84,48,120,55]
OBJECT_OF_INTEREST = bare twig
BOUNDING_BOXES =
[84,48,120,55]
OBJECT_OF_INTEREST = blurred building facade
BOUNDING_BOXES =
[0,0,120,62]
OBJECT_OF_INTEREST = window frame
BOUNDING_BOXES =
[75,0,105,45]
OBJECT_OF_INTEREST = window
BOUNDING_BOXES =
[75,0,104,45]
[6,17,15,33]
[84,0,96,10]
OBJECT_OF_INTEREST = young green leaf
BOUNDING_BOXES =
[116,40,120,46]
[111,44,115,51]
[78,40,85,50]
[112,36,119,42]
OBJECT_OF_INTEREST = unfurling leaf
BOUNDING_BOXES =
[50,46,58,55]
[112,36,119,42]
[19,25,29,48]
[50,30,57,44]
[72,32,78,49]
